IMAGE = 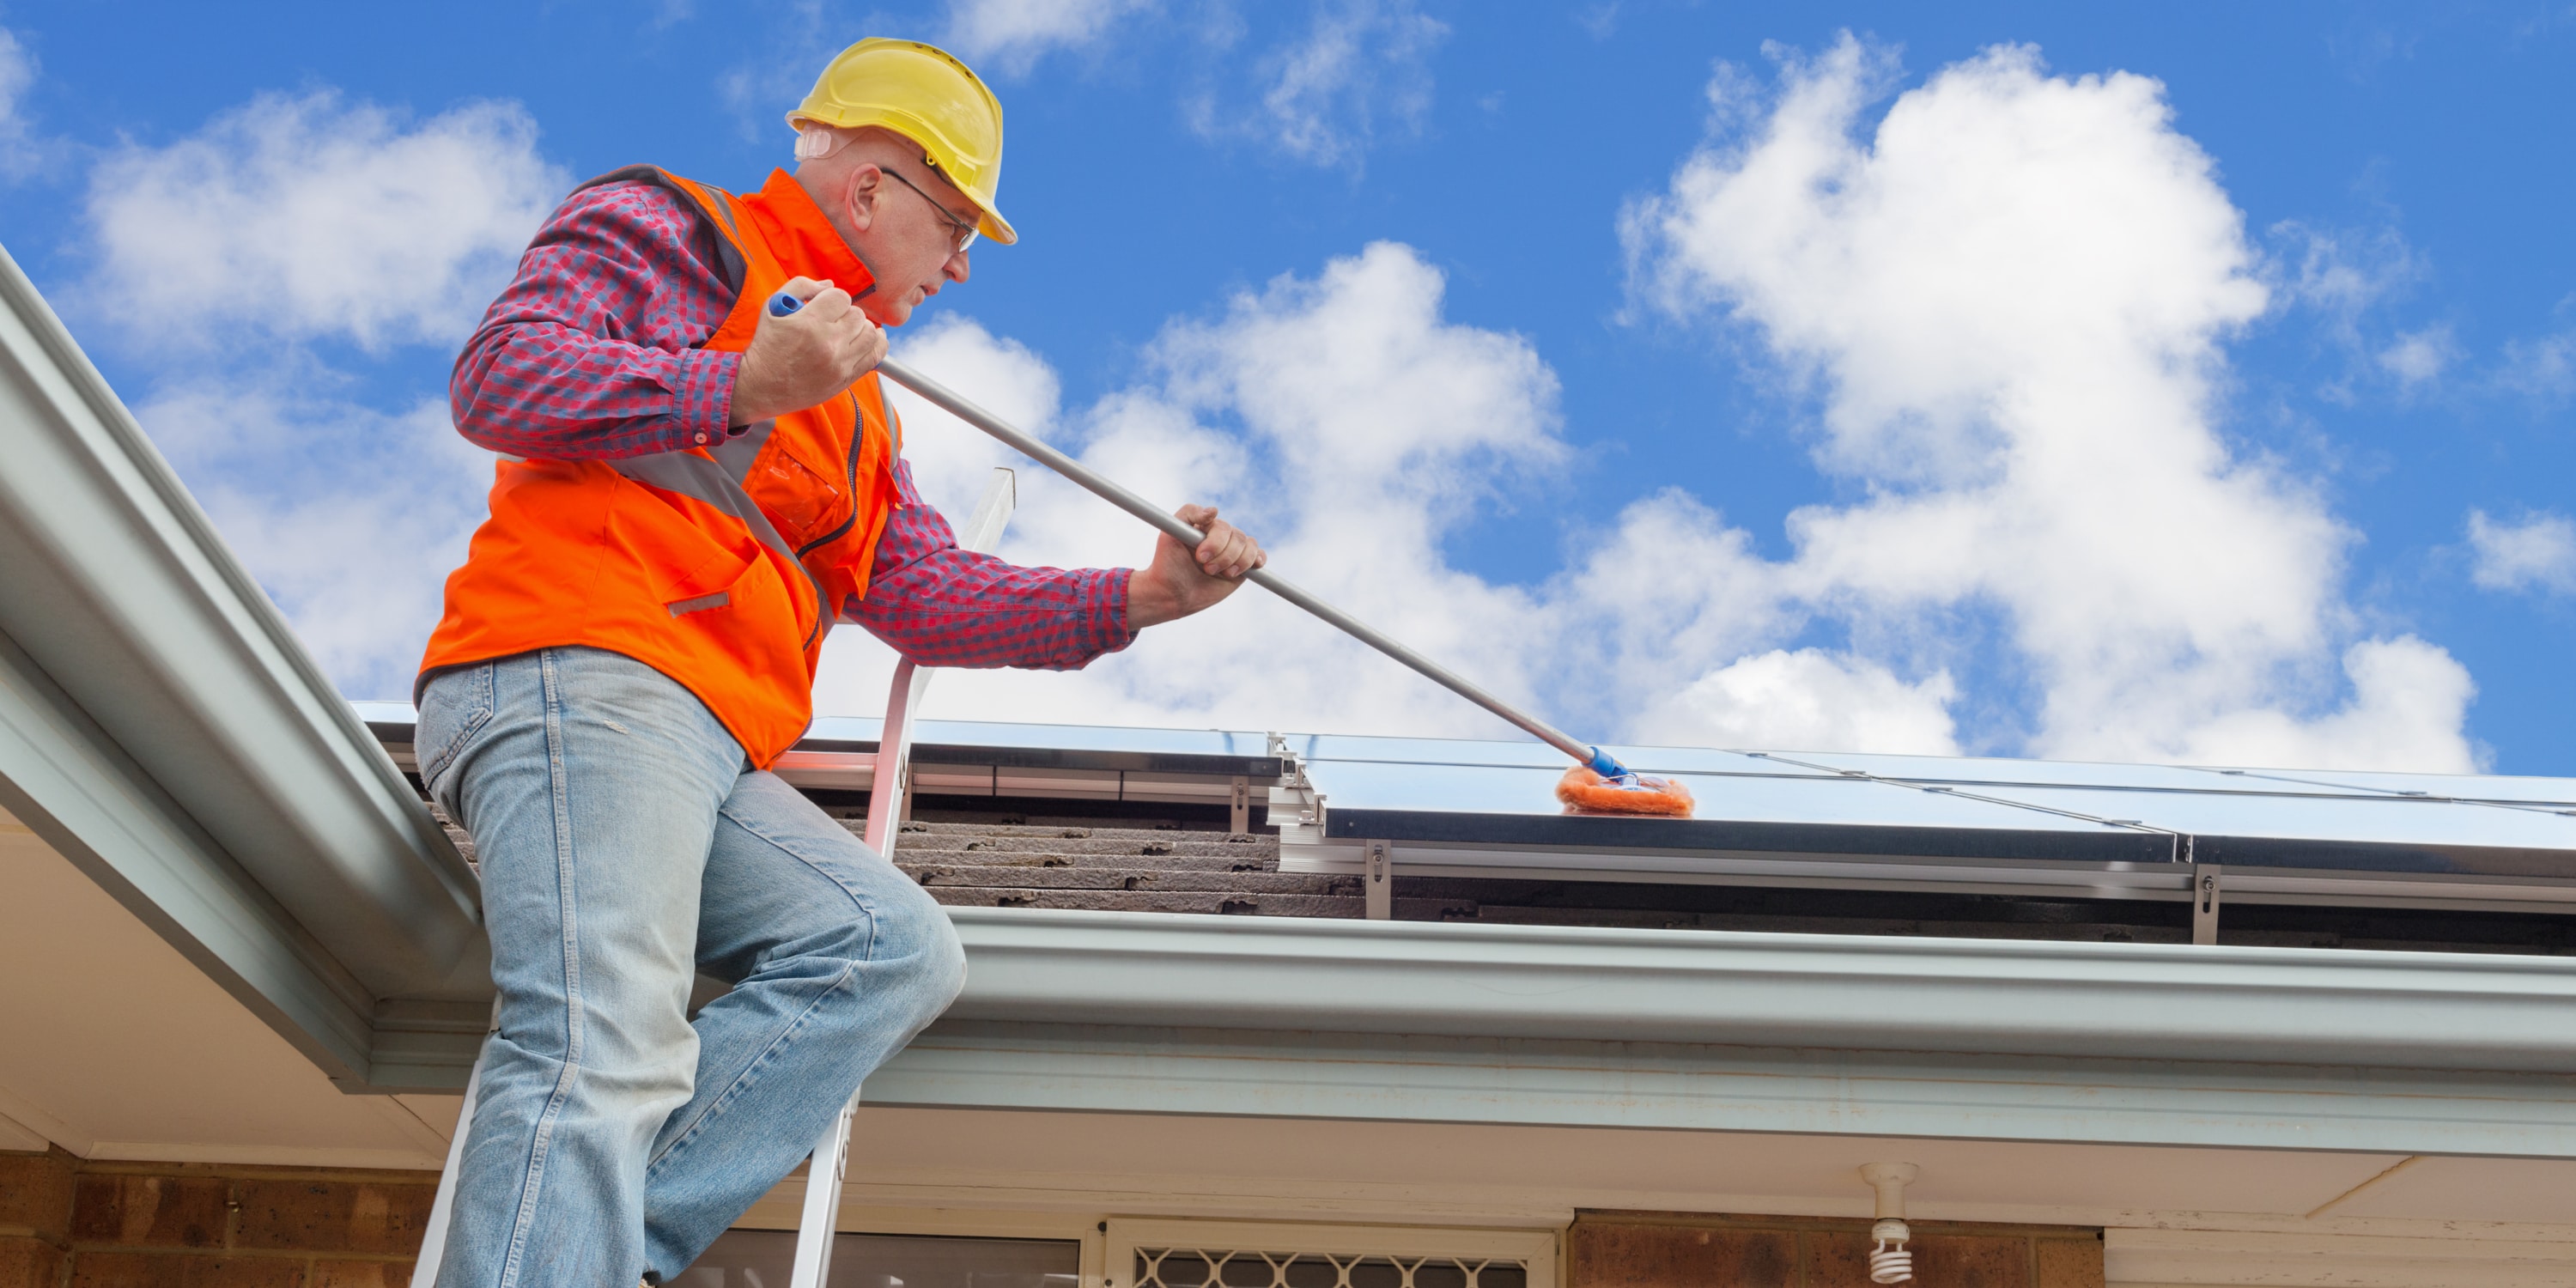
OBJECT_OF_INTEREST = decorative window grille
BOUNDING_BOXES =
[1107,1220,1555,1288]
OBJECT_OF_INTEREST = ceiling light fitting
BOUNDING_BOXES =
[1859,1162,1918,1284]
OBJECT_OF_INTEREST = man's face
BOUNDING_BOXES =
[841,161,976,327]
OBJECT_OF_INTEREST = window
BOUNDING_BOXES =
[1108,1220,1555,1288]
[1133,1249,1528,1288]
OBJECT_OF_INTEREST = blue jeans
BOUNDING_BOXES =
[417,647,966,1287]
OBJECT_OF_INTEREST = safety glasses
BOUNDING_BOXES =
[880,166,980,253]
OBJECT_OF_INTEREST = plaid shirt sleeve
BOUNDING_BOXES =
[847,459,1139,669]
[449,181,744,459]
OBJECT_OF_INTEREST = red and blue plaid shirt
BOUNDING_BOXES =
[450,179,1135,671]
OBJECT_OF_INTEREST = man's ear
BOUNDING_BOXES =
[841,164,882,233]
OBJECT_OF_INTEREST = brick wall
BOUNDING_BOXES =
[1571,1212,2103,1288]
[0,1148,433,1288]
[8,1151,2119,1288]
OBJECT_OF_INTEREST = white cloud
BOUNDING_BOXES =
[826,242,1578,737]
[2265,220,2449,402]
[1623,35,2479,772]
[2172,637,2476,773]
[86,91,563,349]
[1633,649,1959,754]
[1188,0,1449,167]
[80,88,556,696]
[137,379,495,698]
[885,313,1061,520]
[0,27,38,175]
[943,0,1157,72]
[2498,328,2576,405]
[2466,507,2576,595]
[1540,489,1790,734]
[2273,220,2421,323]
[941,0,1449,163]
[2378,324,2456,390]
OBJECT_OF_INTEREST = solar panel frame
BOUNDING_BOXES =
[1273,732,2576,910]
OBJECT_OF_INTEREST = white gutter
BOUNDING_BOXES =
[863,908,2576,1157]
[0,245,483,1089]
[942,907,2576,1072]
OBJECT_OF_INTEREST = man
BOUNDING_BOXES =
[413,38,1266,1287]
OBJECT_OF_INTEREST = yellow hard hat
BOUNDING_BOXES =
[789,38,1018,246]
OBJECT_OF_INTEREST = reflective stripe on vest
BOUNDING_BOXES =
[607,447,825,643]
[605,389,870,648]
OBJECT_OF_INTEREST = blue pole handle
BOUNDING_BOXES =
[1586,746,1632,779]
[767,290,804,318]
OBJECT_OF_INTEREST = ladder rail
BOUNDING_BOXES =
[787,466,1017,1288]
[409,1002,498,1288]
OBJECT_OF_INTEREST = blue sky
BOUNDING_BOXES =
[4,1,2574,775]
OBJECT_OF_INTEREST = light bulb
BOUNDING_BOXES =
[1858,1164,1920,1284]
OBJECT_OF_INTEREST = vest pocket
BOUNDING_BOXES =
[752,444,845,538]
[607,473,814,664]
[609,477,762,604]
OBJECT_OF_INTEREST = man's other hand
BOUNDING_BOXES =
[1126,505,1267,629]
[730,276,888,425]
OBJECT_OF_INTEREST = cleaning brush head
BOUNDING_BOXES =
[1555,764,1696,817]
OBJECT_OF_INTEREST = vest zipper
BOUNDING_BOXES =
[793,391,869,561]
[788,391,868,650]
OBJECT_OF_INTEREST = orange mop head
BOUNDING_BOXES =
[1556,763,1695,817]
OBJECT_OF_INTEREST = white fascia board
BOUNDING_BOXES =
[938,908,2576,1072]
[847,908,2576,1157]
[877,1018,2576,1157]
[0,244,486,1087]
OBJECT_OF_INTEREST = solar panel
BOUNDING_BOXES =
[1270,733,2576,912]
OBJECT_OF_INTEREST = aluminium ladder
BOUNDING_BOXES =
[410,469,1019,1288]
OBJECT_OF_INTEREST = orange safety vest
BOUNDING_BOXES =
[419,167,904,768]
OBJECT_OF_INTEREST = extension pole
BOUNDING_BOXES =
[874,355,1631,780]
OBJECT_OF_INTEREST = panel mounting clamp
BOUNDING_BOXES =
[1364,839,1393,920]
[2192,854,2223,946]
